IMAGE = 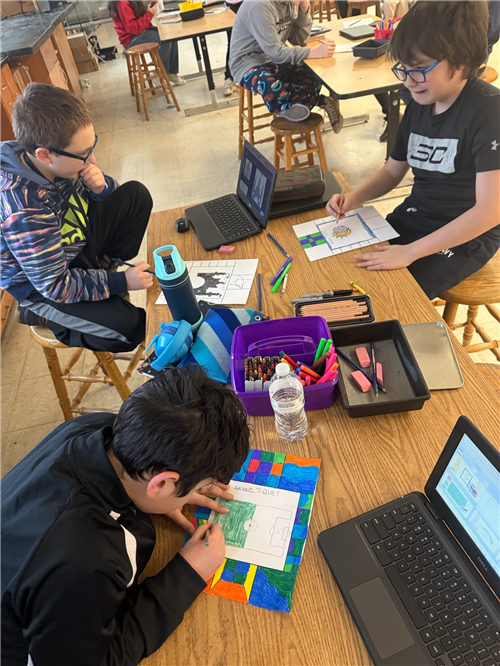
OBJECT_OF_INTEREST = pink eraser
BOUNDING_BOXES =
[218,245,235,254]
[376,362,383,385]
[351,370,372,392]
[355,347,371,368]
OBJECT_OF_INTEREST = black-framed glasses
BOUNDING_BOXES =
[35,135,99,164]
[391,61,440,83]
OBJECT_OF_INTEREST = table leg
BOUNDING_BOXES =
[192,35,203,73]
[386,88,402,159]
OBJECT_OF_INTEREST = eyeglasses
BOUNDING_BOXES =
[34,134,99,165]
[391,61,440,83]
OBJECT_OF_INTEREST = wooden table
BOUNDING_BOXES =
[155,8,237,116]
[306,15,404,156]
[142,198,499,666]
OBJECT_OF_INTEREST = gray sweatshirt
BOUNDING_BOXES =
[229,0,313,84]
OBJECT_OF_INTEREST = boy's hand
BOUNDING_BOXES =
[125,262,154,290]
[309,41,336,59]
[79,164,106,194]
[165,483,234,534]
[326,192,357,220]
[354,244,415,270]
[147,1,159,15]
[180,522,226,581]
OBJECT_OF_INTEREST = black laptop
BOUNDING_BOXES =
[339,25,375,40]
[185,141,277,251]
[318,416,500,666]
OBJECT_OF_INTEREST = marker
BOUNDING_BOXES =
[280,352,299,369]
[111,258,155,275]
[281,273,289,294]
[267,233,290,257]
[270,256,292,287]
[314,338,327,363]
[350,281,370,297]
[258,273,262,312]
[272,261,292,293]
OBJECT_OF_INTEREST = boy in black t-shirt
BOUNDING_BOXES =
[327,0,500,300]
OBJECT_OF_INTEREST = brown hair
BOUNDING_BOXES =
[108,1,148,19]
[12,83,93,154]
[389,0,489,79]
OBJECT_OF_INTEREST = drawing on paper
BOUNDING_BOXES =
[292,205,400,262]
[192,272,229,296]
[191,450,321,613]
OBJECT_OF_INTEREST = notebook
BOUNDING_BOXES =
[186,141,277,251]
[318,416,500,666]
[339,25,375,40]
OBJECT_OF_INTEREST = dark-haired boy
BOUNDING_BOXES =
[327,0,500,300]
[1,366,250,666]
[0,83,153,352]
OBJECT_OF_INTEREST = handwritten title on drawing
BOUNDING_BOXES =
[233,483,280,497]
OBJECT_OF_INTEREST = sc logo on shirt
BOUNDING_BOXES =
[407,133,458,174]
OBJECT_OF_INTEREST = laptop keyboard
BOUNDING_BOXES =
[359,500,500,666]
[205,196,257,241]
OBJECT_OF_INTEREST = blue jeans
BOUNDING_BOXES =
[127,28,179,74]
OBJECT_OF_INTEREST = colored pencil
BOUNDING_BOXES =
[258,273,262,312]
[270,256,292,286]
[267,233,289,257]
[272,262,292,293]
[371,341,379,398]
[336,349,386,392]
[111,258,155,275]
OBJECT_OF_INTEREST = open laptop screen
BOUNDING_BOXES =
[426,416,500,596]
[236,142,276,230]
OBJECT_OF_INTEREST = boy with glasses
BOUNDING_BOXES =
[327,0,500,300]
[0,83,153,352]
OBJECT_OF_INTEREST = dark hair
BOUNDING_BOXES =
[108,1,149,19]
[111,366,250,496]
[12,83,93,154]
[389,0,489,79]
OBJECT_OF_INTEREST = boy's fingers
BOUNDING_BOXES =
[193,521,212,542]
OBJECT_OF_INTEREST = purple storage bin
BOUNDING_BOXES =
[231,316,337,416]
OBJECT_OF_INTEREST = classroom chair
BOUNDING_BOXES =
[347,0,382,17]
[30,325,146,421]
[125,42,180,121]
[237,85,274,160]
[437,250,500,361]
[479,66,498,85]
[271,113,329,171]
[309,1,340,22]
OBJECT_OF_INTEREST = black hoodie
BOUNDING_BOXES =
[1,413,205,666]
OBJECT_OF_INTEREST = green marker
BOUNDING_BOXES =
[314,337,327,363]
[271,261,292,293]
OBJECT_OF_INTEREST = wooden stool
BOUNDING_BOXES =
[438,251,500,361]
[237,85,274,159]
[30,325,146,421]
[270,113,329,171]
[347,0,381,17]
[310,1,340,22]
[479,66,498,84]
[125,42,180,120]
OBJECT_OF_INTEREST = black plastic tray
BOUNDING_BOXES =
[331,320,430,418]
[353,38,389,59]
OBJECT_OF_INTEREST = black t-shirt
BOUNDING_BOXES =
[391,77,500,230]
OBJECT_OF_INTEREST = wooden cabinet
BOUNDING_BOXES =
[51,23,82,99]
[1,63,21,141]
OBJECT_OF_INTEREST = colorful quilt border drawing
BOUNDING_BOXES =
[192,449,321,612]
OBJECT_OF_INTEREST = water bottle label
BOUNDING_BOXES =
[271,398,304,415]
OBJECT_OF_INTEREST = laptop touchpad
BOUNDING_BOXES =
[350,577,414,659]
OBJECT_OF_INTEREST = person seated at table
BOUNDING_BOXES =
[2,366,250,666]
[327,0,500,301]
[0,83,153,352]
[222,0,244,97]
[109,0,186,86]
[229,0,343,132]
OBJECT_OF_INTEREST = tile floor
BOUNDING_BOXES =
[1,22,499,474]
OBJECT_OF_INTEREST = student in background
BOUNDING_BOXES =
[229,0,343,131]
[2,366,250,666]
[222,0,244,97]
[0,83,152,352]
[327,0,500,300]
[109,0,186,86]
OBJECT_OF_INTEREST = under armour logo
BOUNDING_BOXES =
[492,140,499,151]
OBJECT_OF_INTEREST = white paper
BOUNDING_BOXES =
[292,206,399,263]
[155,259,259,305]
[343,17,374,27]
[334,42,356,53]
[209,481,300,571]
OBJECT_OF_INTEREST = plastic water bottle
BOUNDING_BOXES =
[269,363,308,442]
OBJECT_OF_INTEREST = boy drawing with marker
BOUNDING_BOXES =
[327,0,500,300]
[0,83,153,352]
[2,366,250,666]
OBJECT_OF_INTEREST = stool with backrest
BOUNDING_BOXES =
[30,325,146,420]
[478,66,498,84]
[237,85,274,160]
[347,0,381,17]
[270,113,329,171]
[438,250,500,361]
[310,1,340,22]
[125,42,180,120]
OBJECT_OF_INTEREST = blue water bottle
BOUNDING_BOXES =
[153,245,203,332]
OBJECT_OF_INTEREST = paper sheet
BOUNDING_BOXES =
[335,42,356,53]
[210,481,300,571]
[155,259,258,305]
[343,17,374,27]
[292,205,399,262]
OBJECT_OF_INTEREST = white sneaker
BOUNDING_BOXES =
[277,103,311,122]
[169,73,187,86]
[223,78,236,96]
